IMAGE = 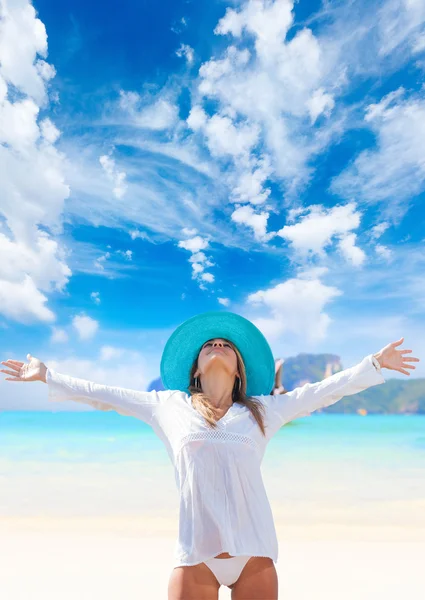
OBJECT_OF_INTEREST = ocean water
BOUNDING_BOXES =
[0,411,423,464]
[0,412,424,517]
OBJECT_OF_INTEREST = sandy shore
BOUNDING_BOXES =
[1,516,424,600]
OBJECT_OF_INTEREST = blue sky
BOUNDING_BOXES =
[0,0,424,409]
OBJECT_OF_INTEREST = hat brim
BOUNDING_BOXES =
[160,311,275,396]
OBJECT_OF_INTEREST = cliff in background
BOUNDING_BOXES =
[280,353,425,415]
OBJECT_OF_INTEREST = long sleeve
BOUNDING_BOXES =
[258,354,386,435]
[46,368,174,425]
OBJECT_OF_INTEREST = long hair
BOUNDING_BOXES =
[188,339,267,436]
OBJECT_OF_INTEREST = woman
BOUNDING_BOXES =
[1,311,420,600]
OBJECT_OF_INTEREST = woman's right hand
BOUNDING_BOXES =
[1,354,47,383]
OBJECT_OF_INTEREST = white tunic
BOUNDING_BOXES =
[45,353,385,567]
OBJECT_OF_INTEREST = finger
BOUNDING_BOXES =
[1,360,24,367]
[403,357,420,362]
[1,369,19,377]
[1,362,20,372]
[398,368,410,375]
[4,377,23,381]
[392,337,404,346]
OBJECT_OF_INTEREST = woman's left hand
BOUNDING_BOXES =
[374,338,420,375]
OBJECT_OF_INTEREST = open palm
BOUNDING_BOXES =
[380,338,420,375]
[1,354,45,382]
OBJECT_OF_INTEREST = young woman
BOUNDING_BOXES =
[1,310,419,600]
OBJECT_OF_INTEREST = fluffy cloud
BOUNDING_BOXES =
[178,235,215,289]
[176,43,195,64]
[0,0,71,324]
[275,202,365,264]
[72,314,99,340]
[246,269,343,342]
[231,205,272,242]
[0,273,55,323]
[218,297,230,306]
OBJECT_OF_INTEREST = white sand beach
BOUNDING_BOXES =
[1,507,424,599]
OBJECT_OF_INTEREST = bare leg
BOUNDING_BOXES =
[168,563,220,600]
[231,557,278,600]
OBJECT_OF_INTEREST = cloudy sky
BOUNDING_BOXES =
[1,0,424,410]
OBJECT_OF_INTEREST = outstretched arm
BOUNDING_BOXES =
[1,354,172,425]
[259,338,420,432]
[45,368,170,424]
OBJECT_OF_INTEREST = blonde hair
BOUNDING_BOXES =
[188,338,267,436]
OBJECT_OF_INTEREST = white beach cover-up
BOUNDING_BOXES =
[46,353,385,567]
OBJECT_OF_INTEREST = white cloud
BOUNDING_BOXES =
[378,0,425,58]
[0,0,56,105]
[0,96,40,151]
[369,221,391,240]
[51,327,68,343]
[182,227,198,236]
[0,0,71,324]
[178,235,209,253]
[245,270,343,343]
[90,291,101,305]
[116,249,133,260]
[72,315,99,340]
[201,272,214,283]
[118,91,179,130]
[94,251,111,271]
[375,244,393,260]
[306,88,335,124]
[188,109,261,160]
[337,233,366,267]
[231,205,271,242]
[40,117,60,143]
[178,235,215,289]
[218,297,230,306]
[0,231,71,323]
[129,229,151,241]
[230,158,272,206]
[176,43,194,64]
[0,231,71,293]
[99,153,127,199]
[215,0,293,52]
[0,273,55,323]
[331,88,425,209]
[275,202,364,263]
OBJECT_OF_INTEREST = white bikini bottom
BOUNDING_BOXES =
[203,555,252,587]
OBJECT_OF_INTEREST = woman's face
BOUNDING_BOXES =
[195,338,239,379]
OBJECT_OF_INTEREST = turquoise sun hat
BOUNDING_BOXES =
[160,311,275,396]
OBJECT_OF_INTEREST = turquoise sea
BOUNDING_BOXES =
[1,412,424,518]
[0,411,424,463]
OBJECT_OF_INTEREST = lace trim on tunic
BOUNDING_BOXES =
[176,430,259,457]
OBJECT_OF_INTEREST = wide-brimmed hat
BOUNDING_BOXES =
[160,311,275,396]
